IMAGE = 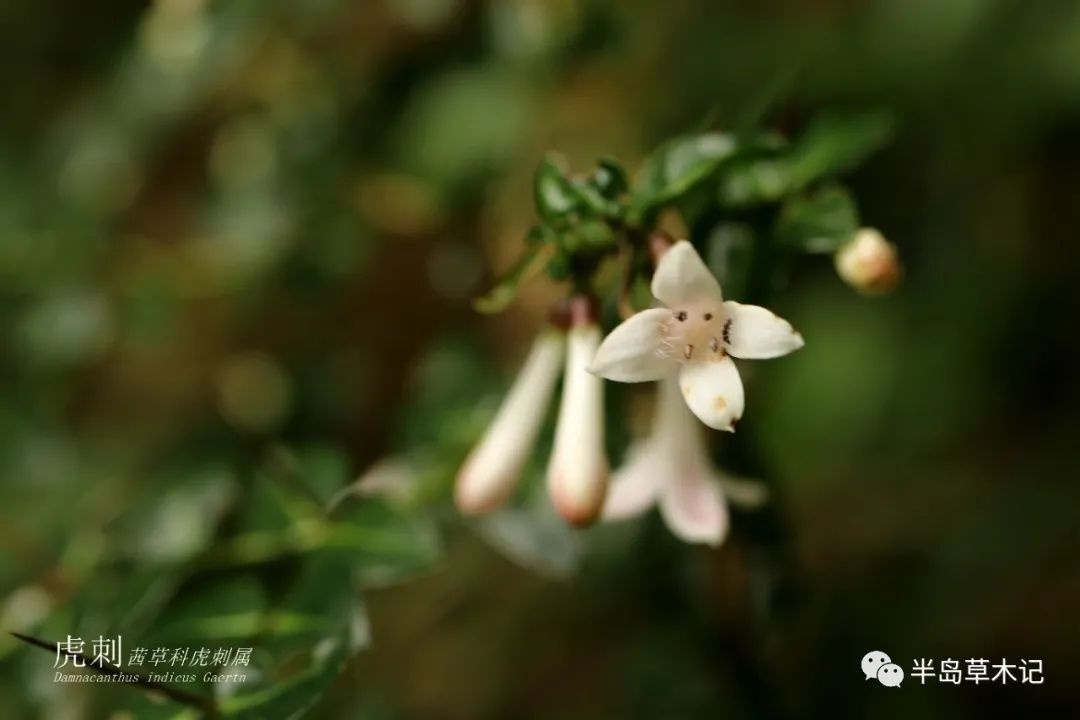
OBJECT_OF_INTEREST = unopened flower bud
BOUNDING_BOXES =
[547,297,609,526]
[455,331,565,515]
[834,228,902,295]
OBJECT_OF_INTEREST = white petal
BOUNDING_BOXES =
[678,357,744,431]
[721,301,804,359]
[587,308,675,382]
[650,240,723,307]
[548,325,609,526]
[602,444,663,520]
[455,332,564,514]
[659,473,729,546]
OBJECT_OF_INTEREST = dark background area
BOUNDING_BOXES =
[1,1,1078,717]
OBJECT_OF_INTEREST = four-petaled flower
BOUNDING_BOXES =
[588,240,804,431]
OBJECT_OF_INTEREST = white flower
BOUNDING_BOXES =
[835,227,901,294]
[588,240,803,431]
[605,374,771,545]
[547,318,609,526]
[455,331,565,514]
[604,374,729,544]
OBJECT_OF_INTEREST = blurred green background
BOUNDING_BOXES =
[2,0,1079,718]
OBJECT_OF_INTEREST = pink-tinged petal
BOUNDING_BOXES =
[548,325,609,526]
[678,356,744,431]
[588,308,675,382]
[456,332,564,514]
[602,445,663,520]
[721,301,804,359]
[659,473,729,546]
[650,240,723,307]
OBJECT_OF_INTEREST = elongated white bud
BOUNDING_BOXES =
[547,301,609,526]
[455,331,565,514]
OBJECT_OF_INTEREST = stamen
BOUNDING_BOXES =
[709,337,719,353]
[675,311,688,322]
[722,319,732,344]
[683,344,693,360]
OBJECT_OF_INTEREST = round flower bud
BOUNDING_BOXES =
[834,228,902,295]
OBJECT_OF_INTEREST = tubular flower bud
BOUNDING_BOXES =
[455,331,565,515]
[834,227,902,295]
[547,298,609,526]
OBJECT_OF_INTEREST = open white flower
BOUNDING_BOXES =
[588,240,803,431]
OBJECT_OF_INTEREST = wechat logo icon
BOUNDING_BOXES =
[862,650,904,687]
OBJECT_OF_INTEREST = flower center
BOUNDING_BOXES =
[660,301,727,363]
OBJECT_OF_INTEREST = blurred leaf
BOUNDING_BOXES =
[147,577,267,647]
[718,113,891,207]
[706,222,756,299]
[591,158,629,199]
[397,68,534,187]
[717,155,794,207]
[333,497,441,587]
[777,185,860,253]
[119,465,238,564]
[789,109,895,188]
[630,132,736,222]
[217,555,366,719]
[218,634,349,720]
[478,505,582,579]
[534,156,581,223]
[473,242,550,314]
[113,696,203,720]
[561,217,616,254]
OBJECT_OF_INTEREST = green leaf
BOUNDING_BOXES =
[332,497,441,587]
[717,156,795,207]
[143,576,268,647]
[718,114,891,208]
[533,156,581,223]
[472,242,549,314]
[218,634,350,720]
[706,223,756,300]
[591,158,628,199]
[561,217,616,254]
[777,185,860,253]
[789,109,895,188]
[630,133,737,220]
